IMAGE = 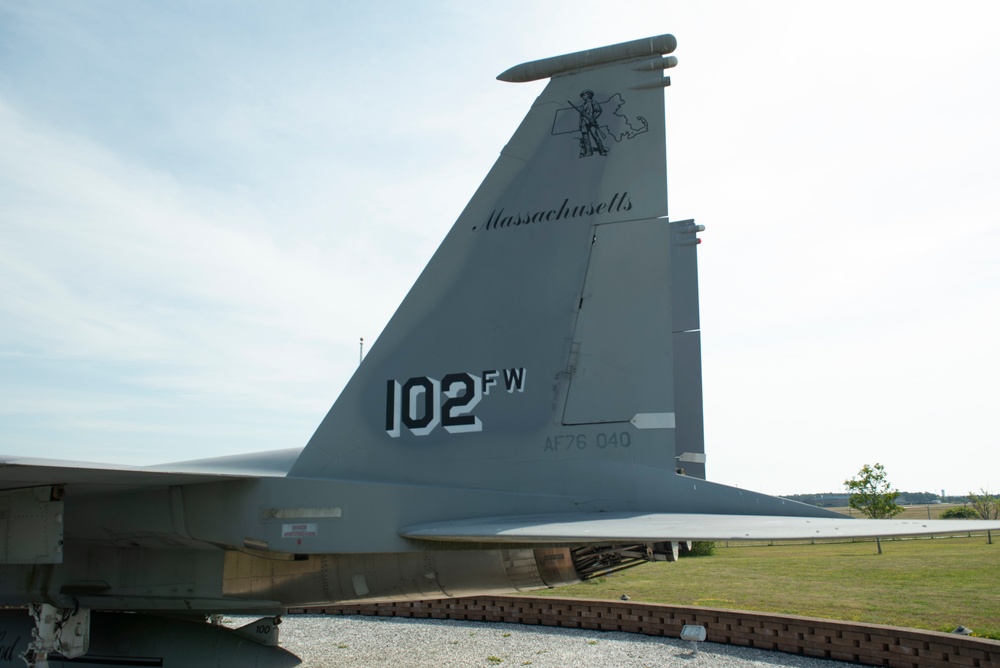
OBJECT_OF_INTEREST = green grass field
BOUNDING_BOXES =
[532,528,1000,639]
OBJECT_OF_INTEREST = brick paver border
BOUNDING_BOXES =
[290,596,1000,668]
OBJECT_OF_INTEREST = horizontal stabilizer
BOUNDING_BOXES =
[400,512,1000,543]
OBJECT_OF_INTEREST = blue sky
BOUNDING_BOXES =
[1,1,997,496]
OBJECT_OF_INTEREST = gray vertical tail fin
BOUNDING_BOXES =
[289,35,705,496]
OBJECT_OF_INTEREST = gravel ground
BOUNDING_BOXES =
[255,615,857,668]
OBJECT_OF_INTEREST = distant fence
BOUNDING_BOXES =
[290,596,1000,668]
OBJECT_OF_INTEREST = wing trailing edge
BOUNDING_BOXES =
[400,512,1000,543]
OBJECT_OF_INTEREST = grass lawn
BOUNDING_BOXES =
[531,534,1000,639]
[828,504,967,520]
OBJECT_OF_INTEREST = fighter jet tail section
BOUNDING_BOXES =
[289,35,701,502]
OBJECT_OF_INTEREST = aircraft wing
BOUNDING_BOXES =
[0,452,295,494]
[399,512,1000,543]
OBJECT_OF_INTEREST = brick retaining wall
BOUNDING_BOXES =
[290,596,1000,667]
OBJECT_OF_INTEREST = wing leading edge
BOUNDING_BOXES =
[400,512,1000,543]
[0,449,300,495]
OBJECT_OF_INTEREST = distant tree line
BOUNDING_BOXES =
[782,491,987,507]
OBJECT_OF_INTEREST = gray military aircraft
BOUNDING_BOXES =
[2,34,997,667]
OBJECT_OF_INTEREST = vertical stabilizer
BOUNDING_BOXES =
[290,36,698,503]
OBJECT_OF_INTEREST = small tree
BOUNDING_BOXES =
[966,488,1000,520]
[844,463,903,554]
[845,463,904,518]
